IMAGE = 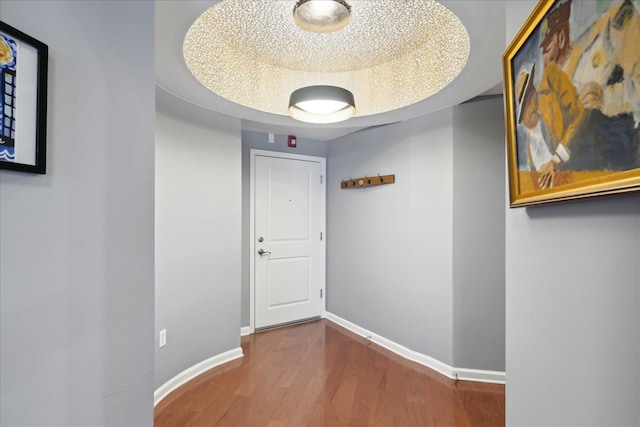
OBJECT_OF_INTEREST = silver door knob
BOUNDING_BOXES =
[258,249,271,256]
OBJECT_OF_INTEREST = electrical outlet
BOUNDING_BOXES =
[159,329,167,348]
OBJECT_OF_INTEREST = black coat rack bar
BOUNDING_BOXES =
[341,174,395,189]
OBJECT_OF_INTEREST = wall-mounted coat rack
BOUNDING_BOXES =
[341,174,395,189]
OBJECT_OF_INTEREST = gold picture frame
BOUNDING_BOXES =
[503,0,640,207]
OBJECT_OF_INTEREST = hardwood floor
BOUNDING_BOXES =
[154,320,504,426]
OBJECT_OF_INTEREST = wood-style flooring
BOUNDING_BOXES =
[154,319,504,426]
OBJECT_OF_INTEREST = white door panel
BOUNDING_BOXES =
[254,154,324,329]
[267,257,310,307]
[268,168,310,241]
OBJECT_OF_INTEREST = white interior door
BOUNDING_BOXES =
[254,154,324,329]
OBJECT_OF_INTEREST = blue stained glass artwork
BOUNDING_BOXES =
[0,31,17,157]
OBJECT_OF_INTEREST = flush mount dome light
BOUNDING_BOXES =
[293,0,351,33]
[288,85,356,124]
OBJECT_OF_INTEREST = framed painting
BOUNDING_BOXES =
[0,21,48,174]
[503,0,640,207]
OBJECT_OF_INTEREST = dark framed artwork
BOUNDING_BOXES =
[0,21,48,174]
[503,0,640,207]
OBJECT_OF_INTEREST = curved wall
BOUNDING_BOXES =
[452,97,506,371]
[327,109,456,364]
[326,98,506,372]
[155,88,242,389]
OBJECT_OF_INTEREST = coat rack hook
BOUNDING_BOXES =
[339,173,394,189]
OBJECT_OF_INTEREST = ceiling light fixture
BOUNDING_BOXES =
[183,1,470,121]
[293,0,352,33]
[288,85,355,124]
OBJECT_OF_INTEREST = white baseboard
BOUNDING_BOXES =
[240,326,252,336]
[324,312,505,385]
[154,347,243,406]
[452,367,506,384]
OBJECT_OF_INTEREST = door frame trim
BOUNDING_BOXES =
[249,149,326,334]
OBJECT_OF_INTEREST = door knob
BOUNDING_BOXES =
[258,249,271,256]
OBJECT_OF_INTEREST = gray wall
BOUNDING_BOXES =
[506,197,640,426]
[240,131,328,327]
[505,1,640,425]
[155,88,242,388]
[0,1,155,426]
[327,110,455,364]
[452,97,506,371]
[326,99,506,371]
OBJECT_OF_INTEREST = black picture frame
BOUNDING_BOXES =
[0,21,48,174]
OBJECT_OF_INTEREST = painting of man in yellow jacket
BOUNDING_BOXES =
[512,0,640,193]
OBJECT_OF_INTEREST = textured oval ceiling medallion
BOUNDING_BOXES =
[183,0,470,118]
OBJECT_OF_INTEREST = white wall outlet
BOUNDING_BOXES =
[159,329,167,348]
[268,133,275,143]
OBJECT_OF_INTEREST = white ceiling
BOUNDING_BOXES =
[156,1,507,141]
